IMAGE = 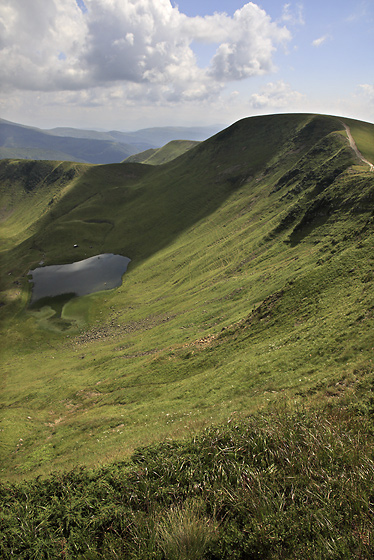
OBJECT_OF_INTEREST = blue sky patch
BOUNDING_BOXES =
[76,0,87,14]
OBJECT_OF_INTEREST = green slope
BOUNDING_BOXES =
[0,113,373,484]
[123,139,200,165]
[0,159,90,249]
[342,117,374,164]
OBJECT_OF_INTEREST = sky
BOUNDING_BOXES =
[0,0,373,131]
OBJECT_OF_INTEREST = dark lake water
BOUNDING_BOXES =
[28,253,131,305]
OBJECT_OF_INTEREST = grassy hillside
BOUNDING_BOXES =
[345,117,374,163]
[123,140,200,165]
[1,112,374,558]
[0,113,373,488]
[0,159,91,250]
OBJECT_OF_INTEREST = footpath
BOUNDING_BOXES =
[341,122,374,171]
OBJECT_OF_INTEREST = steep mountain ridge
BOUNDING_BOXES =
[1,114,351,272]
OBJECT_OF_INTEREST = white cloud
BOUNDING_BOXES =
[0,0,88,91]
[0,0,291,104]
[249,80,305,109]
[281,3,305,25]
[358,84,374,103]
[312,35,330,48]
[208,3,291,81]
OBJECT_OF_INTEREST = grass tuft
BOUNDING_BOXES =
[157,500,217,560]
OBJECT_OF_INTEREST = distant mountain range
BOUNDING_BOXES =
[0,118,222,164]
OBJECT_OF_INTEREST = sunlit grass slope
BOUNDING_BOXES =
[346,117,374,163]
[0,113,373,482]
[0,159,90,248]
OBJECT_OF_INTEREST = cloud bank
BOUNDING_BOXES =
[0,0,290,103]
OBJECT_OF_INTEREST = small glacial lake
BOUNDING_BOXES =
[28,253,131,305]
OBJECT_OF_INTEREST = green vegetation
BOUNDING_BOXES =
[344,117,374,163]
[0,112,373,557]
[0,159,90,249]
[0,408,373,559]
[123,140,200,165]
